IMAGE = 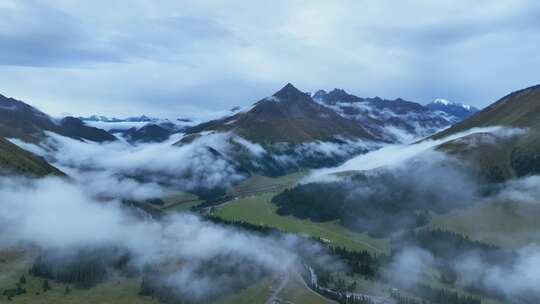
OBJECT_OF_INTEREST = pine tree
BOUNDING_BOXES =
[43,279,51,292]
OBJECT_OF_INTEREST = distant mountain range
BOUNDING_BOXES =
[80,115,195,143]
[117,121,186,143]
[176,83,480,177]
[426,98,479,120]
[80,115,158,123]
[173,84,386,176]
[0,83,480,179]
[313,89,477,142]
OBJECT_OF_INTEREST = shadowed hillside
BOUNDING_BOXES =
[0,137,63,177]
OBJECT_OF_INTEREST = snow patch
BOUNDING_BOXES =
[433,98,451,106]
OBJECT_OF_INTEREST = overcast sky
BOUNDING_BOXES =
[0,0,538,118]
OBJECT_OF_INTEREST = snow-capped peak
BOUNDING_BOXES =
[433,98,452,106]
[432,98,473,110]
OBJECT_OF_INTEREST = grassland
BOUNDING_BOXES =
[217,273,333,304]
[212,192,389,253]
[274,273,335,304]
[159,173,306,213]
[159,191,204,212]
[228,172,306,196]
[0,248,157,304]
[0,246,333,304]
[428,199,540,249]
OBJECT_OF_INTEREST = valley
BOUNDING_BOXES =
[1,83,540,304]
[2,2,539,303]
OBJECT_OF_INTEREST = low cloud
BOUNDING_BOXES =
[386,247,435,287]
[457,245,540,300]
[308,126,526,180]
[15,132,252,199]
[11,130,383,200]
[387,241,540,302]
[496,175,540,204]
[0,176,326,301]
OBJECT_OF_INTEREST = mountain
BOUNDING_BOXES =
[0,137,63,177]
[313,89,461,142]
[186,83,374,143]
[176,84,381,177]
[433,84,540,181]
[121,123,177,143]
[0,93,116,143]
[80,115,158,123]
[426,98,479,120]
[81,115,195,143]
[58,117,117,142]
[0,93,63,142]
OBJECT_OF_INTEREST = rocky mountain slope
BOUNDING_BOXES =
[186,83,375,144]
[175,84,382,177]
[426,98,478,120]
[313,89,474,142]
[120,122,181,143]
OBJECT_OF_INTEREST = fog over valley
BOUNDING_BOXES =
[1,1,540,304]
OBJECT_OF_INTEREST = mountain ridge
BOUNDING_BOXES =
[313,88,462,142]
[185,83,376,144]
[426,98,479,120]
[0,137,64,177]
[0,93,116,143]
[433,84,540,181]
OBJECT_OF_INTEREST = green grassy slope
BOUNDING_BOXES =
[217,274,333,304]
[0,137,63,177]
[429,200,540,249]
[432,84,540,179]
[1,247,331,304]
[0,248,157,304]
[212,193,389,253]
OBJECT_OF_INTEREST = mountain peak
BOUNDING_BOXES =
[325,88,351,99]
[329,88,347,95]
[430,98,477,111]
[427,98,478,120]
[314,88,365,104]
[312,90,327,99]
[273,83,306,100]
[433,98,452,106]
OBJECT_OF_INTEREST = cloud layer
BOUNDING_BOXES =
[0,0,538,117]
[0,175,326,301]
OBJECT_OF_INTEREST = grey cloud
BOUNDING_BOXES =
[0,0,538,116]
[0,175,327,301]
[0,1,123,67]
[361,5,540,50]
[0,1,233,67]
